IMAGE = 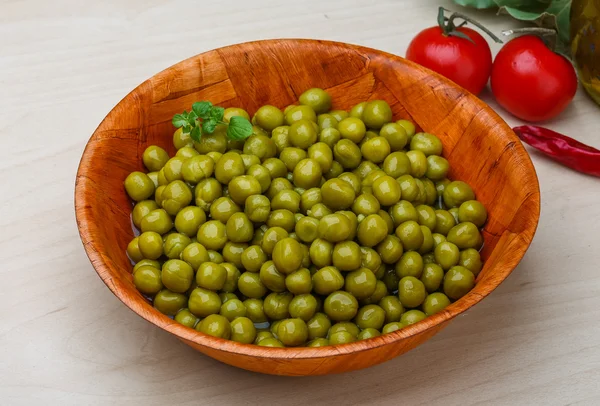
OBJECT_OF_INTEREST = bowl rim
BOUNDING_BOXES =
[75,38,540,360]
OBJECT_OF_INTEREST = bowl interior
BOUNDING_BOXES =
[75,39,540,371]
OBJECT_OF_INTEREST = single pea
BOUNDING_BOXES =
[257,337,285,347]
[210,197,241,224]
[425,155,450,181]
[242,134,276,160]
[271,190,300,213]
[228,175,262,206]
[246,164,272,193]
[244,195,271,223]
[397,175,419,202]
[319,127,341,148]
[422,179,438,206]
[356,304,386,330]
[264,292,294,320]
[239,245,267,273]
[318,213,353,243]
[410,132,443,156]
[295,216,320,243]
[324,291,359,321]
[383,151,412,178]
[219,299,246,321]
[362,100,393,129]
[357,214,388,247]
[288,119,318,149]
[379,295,404,323]
[219,292,238,303]
[263,158,288,179]
[244,298,267,323]
[324,160,345,179]
[223,107,250,123]
[174,206,206,237]
[413,179,427,206]
[132,200,160,229]
[259,260,286,292]
[176,146,199,159]
[458,200,488,227]
[338,117,367,143]
[154,290,188,316]
[371,175,401,207]
[307,338,330,347]
[354,160,379,180]
[443,181,475,208]
[307,312,332,339]
[396,119,416,138]
[406,150,428,179]
[329,331,355,345]
[395,220,424,251]
[197,220,228,251]
[317,114,338,131]
[299,88,332,114]
[401,309,426,325]
[375,233,405,270]
[395,251,424,279]
[229,317,257,344]
[415,205,437,231]
[142,145,169,172]
[444,266,475,300]
[188,287,221,317]
[254,330,274,344]
[289,294,318,321]
[361,280,389,305]
[173,127,193,149]
[312,266,345,295]
[194,178,222,211]
[432,233,447,249]
[390,200,418,227]
[124,171,155,202]
[398,276,427,308]
[333,139,362,169]
[133,265,163,295]
[163,157,186,182]
[418,226,434,255]
[337,172,362,195]
[285,268,313,295]
[175,308,200,328]
[321,178,356,210]
[357,328,381,340]
[331,241,362,272]
[196,314,231,339]
[434,210,457,235]
[329,322,360,338]
[308,203,333,220]
[308,238,332,268]
[207,250,224,264]
[195,262,226,291]
[420,263,444,293]
[138,231,163,260]
[261,226,288,255]
[160,180,192,216]
[271,237,303,275]
[459,248,483,276]
[344,268,377,300]
[352,194,381,216]
[293,158,323,189]
[163,233,192,259]
[423,292,451,316]
[379,123,408,151]
[238,272,268,299]
[181,155,214,184]
[349,101,366,119]
[361,136,391,164]
[277,318,309,347]
[254,105,285,131]
[434,241,460,270]
[382,322,405,334]
[447,222,482,249]
[133,259,161,273]
[162,259,194,293]
[217,263,239,293]
[225,212,254,243]
[272,126,291,153]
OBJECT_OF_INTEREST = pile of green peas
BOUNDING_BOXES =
[124,87,486,348]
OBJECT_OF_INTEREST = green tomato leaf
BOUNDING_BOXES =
[172,113,187,128]
[498,0,571,46]
[202,119,217,134]
[210,106,225,122]
[452,0,497,9]
[227,116,253,141]
[190,125,201,142]
[192,101,212,119]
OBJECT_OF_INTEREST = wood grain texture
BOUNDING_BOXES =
[3,0,600,403]
[75,39,539,376]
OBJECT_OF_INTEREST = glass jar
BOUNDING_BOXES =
[571,0,600,106]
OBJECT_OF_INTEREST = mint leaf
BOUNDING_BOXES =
[227,116,253,141]
[202,119,217,134]
[172,113,187,128]
[192,101,212,119]
[210,106,225,122]
[190,126,201,142]
[187,110,198,126]
[183,124,192,134]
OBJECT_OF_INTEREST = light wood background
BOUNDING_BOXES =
[1,0,599,404]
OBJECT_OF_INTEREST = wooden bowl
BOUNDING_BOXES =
[75,39,540,376]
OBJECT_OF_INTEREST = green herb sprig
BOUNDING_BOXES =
[172,101,253,142]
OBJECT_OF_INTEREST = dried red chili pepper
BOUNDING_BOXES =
[513,125,600,177]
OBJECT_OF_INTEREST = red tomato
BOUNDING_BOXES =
[491,35,578,122]
[406,26,493,95]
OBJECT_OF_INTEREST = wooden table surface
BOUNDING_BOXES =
[2,0,599,404]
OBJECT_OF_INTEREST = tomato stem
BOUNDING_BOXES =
[437,7,503,44]
[502,28,558,51]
